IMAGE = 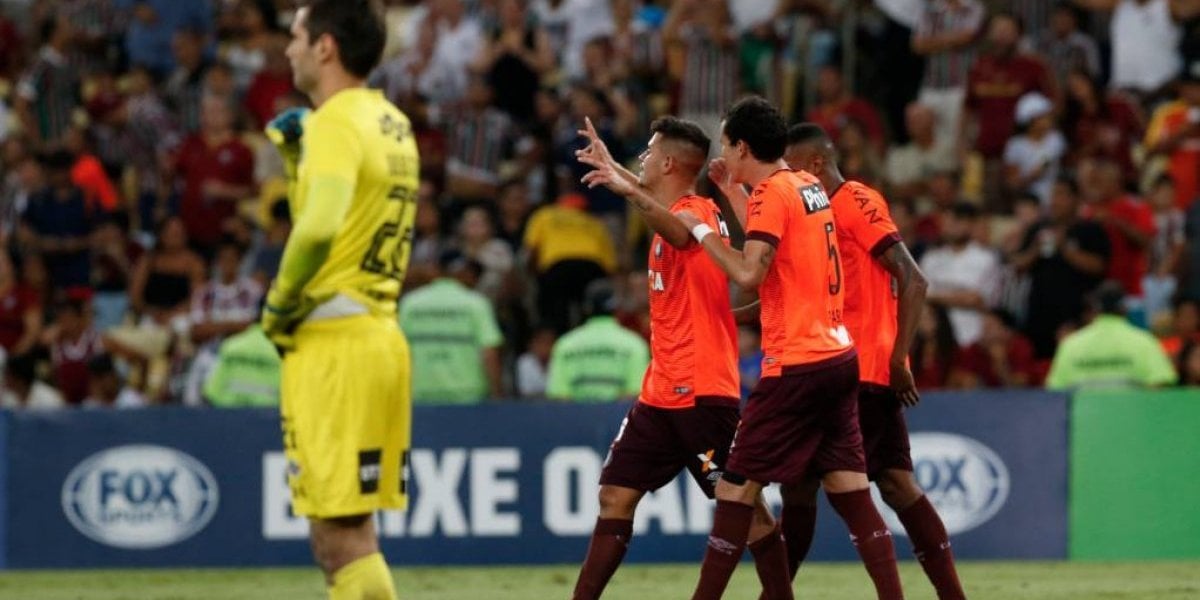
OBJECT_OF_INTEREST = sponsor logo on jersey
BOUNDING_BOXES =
[799,184,831,214]
[62,445,219,549]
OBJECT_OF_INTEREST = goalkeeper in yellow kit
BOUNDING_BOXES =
[262,1,417,598]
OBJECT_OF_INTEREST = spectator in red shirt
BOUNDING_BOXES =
[0,251,42,357]
[965,12,1054,210]
[951,308,1037,387]
[45,295,106,405]
[243,37,294,130]
[805,64,887,152]
[1062,68,1144,184]
[1144,64,1200,210]
[170,94,256,256]
[1079,158,1156,297]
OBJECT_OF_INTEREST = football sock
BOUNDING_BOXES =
[898,495,965,600]
[692,500,754,600]
[780,503,818,578]
[749,524,794,600]
[827,489,905,600]
[572,518,633,600]
[327,552,396,600]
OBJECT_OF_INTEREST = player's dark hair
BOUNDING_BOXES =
[302,0,387,78]
[786,123,831,148]
[650,116,711,160]
[722,97,787,162]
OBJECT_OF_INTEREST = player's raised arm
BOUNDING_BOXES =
[679,209,773,289]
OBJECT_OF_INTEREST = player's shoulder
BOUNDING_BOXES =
[673,194,715,213]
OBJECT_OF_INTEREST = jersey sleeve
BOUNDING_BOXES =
[837,185,901,257]
[744,184,788,248]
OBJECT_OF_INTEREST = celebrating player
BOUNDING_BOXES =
[678,97,904,600]
[262,1,418,599]
[571,116,792,599]
[715,123,964,598]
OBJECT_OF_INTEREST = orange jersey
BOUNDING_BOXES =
[830,181,902,387]
[744,169,852,377]
[640,195,740,408]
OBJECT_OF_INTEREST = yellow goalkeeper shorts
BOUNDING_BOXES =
[280,313,411,518]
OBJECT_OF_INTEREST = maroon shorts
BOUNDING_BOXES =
[725,351,865,485]
[600,399,740,498]
[858,384,914,478]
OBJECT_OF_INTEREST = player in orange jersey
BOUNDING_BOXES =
[678,97,903,600]
[570,116,790,599]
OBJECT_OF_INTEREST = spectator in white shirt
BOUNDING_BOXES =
[516,327,557,398]
[920,202,1001,347]
[1072,0,1197,98]
[1004,92,1067,207]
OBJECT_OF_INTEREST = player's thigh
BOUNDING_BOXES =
[600,403,689,494]
[857,386,913,480]
[811,360,868,480]
[675,401,740,498]
[725,376,824,486]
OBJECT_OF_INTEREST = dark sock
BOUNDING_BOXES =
[572,518,633,600]
[781,503,818,578]
[750,525,794,600]
[898,496,964,600]
[692,500,754,600]
[827,489,905,600]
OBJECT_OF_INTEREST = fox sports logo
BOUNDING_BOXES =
[62,445,220,549]
[875,432,1010,536]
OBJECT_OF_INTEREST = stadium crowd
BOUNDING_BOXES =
[0,0,1198,409]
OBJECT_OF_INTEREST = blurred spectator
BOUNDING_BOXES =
[496,178,533,247]
[1074,0,1192,99]
[1047,281,1178,388]
[63,126,119,212]
[1036,3,1101,81]
[1003,92,1065,206]
[871,0,926,143]
[0,250,42,357]
[531,0,614,80]
[456,205,514,301]
[171,94,256,254]
[515,326,556,398]
[615,270,650,341]
[1176,339,1200,385]
[884,102,957,204]
[912,0,986,151]
[664,0,739,140]
[221,0,280,92]
[1145,175,1187,320]
[188,238,262,349]
[0,9,24,81]
[806,64,887,152]
[45,295,106,405]
[1144,63,1200,210]
[90,213,139,331]
[399,251,503,404]
[951,308,1037,387]
[444,75,515,202]
[243,36,293,130]
[81,354,145,408]
[473,0,554,125]
[965,12,1054,209]
[1,353,64,410]
[546,280,648,402]
[911,303,958,389]
[21,149,93,290]
[117,0,214,79]
[1013,178,1110,359]
[15,14,80,147]
[920,202,999,347]
[610,0,665,86]
[835,118,884,186]
[1162,297,1200,355]
[1079,159,1155,298]
[737,325,762,400]
[410,0,485,107]
[408,194,446,286]
[165,28,212,133]
[523,193,616,333]
[120,67,181,233]
[127,216,205,331]
[250,198,289,286]
[201,321,280,407]
[1062,68,1143,183]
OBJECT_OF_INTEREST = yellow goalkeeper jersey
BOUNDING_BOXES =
[277,87,419,318]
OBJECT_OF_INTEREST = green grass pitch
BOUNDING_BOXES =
[1,561,1197,599]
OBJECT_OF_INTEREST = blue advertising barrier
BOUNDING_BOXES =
[0,391,1068,568]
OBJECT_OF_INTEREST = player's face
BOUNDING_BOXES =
[718,131,745,184]
[286,8,319,94]
[638,133,664,187]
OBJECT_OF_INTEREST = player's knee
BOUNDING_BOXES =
[597,485,639,519]
[877,469,923,510]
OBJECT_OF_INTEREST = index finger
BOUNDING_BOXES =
[576,117,601,143]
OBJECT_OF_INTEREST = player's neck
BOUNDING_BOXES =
[821,168,845,194]
[740,159,789,187]
[656,178,695,207]
[309,71,366,109]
